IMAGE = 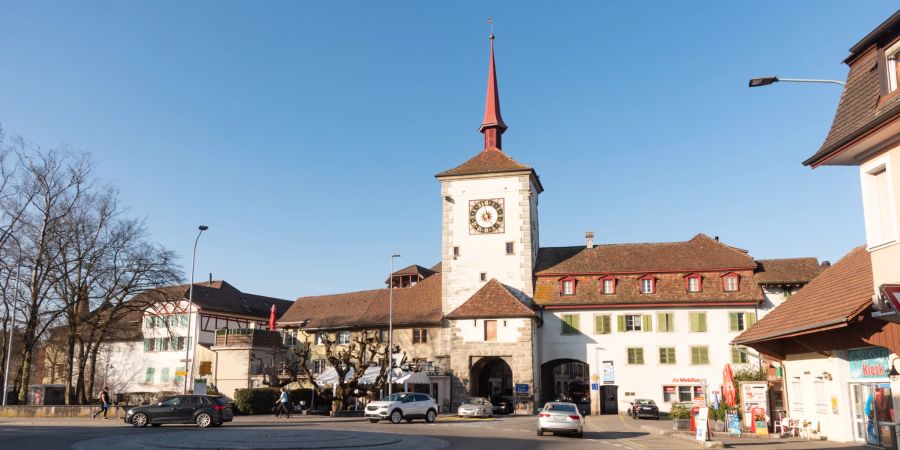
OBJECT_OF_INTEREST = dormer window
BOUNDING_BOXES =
[685,274,702,293]
[600,275,616,295]
[639,275,656,294]
[560,276,576,296]
[885,40,900,93]
[722,273,740,292]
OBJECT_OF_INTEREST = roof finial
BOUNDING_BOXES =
[480,17,507,151]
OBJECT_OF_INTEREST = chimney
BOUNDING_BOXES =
[585,231,594,249]
[821,261,831,268]
[714,236,719,241]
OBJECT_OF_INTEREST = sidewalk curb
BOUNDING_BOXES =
[637,424,723,448]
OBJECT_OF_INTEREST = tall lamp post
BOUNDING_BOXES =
[748,76,845,88]
[183,225,208,394]
[387,253,400,396]
[2,229,22,406]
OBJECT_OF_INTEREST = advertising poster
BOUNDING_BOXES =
[740,382,768,428]
[695,407,709,441]
[602,361,615,384]
[727,413,742,436]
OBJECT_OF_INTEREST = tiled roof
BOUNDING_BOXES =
[535,234,757,275]
[132,281,293,320]
[754,257,823,285]
[280,272,443,329]
[385,264,436,283]
[436,148,534,178]
[447,279,536,319]
[733,246,872,345]
[806,11,900,166]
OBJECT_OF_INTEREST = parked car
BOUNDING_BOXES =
[627,399,660,420]
[124,395,233,428]
[490,395,513,414]
[365,392,438,424]
[457,397,493,418]
[536,401,584,438]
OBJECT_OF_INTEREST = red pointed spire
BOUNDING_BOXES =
[480,33,507,150]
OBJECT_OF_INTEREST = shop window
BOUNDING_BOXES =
[561,314,580,335]
[413,328,428,344]
[678,386,693,402]
[657,312,674,332]
[663,386,677,403]
[593,314,611,334]
[689,312,707,332]
[659,347,676,365]
[484,320,497,341]
[690,346,709,365]
[627,347,644,365]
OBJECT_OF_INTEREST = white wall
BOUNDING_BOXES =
[539,306,761,412]
[782,352,853,443]
[457,318,528,343]
[441,174,539,314]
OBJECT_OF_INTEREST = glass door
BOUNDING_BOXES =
[850,383,869,443]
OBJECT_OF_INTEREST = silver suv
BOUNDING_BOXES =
[365,392,438,424]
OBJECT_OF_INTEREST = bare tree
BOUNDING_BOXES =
[288,331,392,411]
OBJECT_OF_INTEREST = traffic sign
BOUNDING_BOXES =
[515,384,528,394]
[175,370,187,377]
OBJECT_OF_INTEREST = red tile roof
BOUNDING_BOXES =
[754,257,823,285]
[447,279,536,319]
[535,234,757,275]
[733,246,872,345]
[280,272,443,329]
[436,148,536,179]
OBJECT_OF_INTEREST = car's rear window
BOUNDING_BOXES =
[637,399,655,405]
[545,404,576,413]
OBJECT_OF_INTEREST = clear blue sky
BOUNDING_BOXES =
[1,2,895,300]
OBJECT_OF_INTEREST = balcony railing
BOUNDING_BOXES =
[214,328,284,347]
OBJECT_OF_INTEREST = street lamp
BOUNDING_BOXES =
[183,225,208,394]
[1,228,22,406]
[748,76,845,87]
[387,253,400,396]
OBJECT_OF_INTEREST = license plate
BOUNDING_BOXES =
[551,416,567,422]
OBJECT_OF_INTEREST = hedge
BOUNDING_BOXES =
[233,388,278,415]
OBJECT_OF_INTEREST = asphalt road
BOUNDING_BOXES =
[0,413,873,450]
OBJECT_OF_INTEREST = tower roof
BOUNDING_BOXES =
[480,34,507,133]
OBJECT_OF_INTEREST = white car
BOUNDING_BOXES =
[365,392,438,424]
[537,401,584,438]
[457,397,493,418]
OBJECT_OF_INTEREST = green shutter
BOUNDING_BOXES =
[603,315,611,334]
[745,313,756,328]
[594,314,610,334]
[636,348,644,365]
[642,315,652,332]
[731,347,742,364]
[657,313,673,332]
[143,339,150,352]
[728,313,739,332]
[690,313,699,332]
[561,314,579,335]
[698,313,707,332]
[572,315,580,333]
[617,315,626,332]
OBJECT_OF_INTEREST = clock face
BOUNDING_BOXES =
[469,199,505,234]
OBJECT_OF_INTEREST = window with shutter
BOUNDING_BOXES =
[561,314,580,335]
[594,314,611,334]
[659,347,676,364]
[731,346,749,364]
[690,346,710,365]
[657,313,674,332]
[729,312,748,331]
[690,312,707,332]
[617,315,626,332]
[624,314,642,331]
[627,347,644,365]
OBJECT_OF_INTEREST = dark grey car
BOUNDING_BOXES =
[124,395,233,428]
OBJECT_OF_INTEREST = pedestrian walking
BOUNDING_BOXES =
[92,387,111,420]
[275,387,291,419]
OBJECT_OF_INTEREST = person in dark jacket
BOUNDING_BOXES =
[92,387,111,420]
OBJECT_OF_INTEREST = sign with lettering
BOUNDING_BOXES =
[849,347,890,380]
[727,413,742,436]
[602,361,615,384]
[695,407,709,441]
[515,384,529,394]
[591,383,599,391]
[672,377,704,383]
[740,382,768,428]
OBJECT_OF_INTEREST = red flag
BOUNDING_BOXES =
[723,363,737,407]
[268,304,277,331]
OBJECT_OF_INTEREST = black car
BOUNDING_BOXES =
[124,395,233,428]
[627,399,660,419]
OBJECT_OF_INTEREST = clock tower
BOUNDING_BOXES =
[435,33,543,316]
